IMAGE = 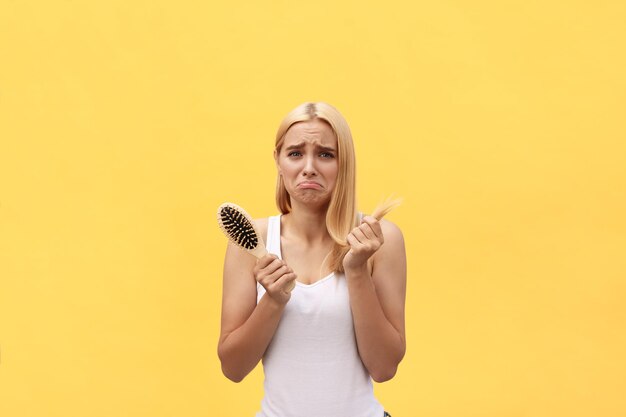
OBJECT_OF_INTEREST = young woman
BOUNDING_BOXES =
[218,102,407,417]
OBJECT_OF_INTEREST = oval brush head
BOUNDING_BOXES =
[217,203,268,258]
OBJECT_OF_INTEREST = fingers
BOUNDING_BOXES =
[266,264,292,284]
[275,271,297,293]
[348,217,384,247]
[361,216,384,242]
[346,232,362,247]
[353,225,375,242]
[254,254,296,293]
[256,253,279,270]
[254,255,281,277]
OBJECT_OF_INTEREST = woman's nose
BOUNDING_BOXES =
[302,155,317,176]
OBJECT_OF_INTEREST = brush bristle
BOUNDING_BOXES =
[218,205,259,250]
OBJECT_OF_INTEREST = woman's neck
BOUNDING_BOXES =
[282,201,331,245]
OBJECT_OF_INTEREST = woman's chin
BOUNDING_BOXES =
[290,190,331,208]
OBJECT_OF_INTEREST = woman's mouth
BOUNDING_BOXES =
[297,181,322,190]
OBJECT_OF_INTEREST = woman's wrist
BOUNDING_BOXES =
[343,262,369,277]
[261,291,289,310]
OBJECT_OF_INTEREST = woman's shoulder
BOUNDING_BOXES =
[379,218,403,241]
[370,217,406,276]
[253,217,269,229]
[252,216,273,247]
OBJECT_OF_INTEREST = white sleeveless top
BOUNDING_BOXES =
[255,215,384,417]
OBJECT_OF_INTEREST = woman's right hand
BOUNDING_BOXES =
[253,254,297,305]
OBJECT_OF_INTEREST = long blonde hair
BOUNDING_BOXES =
[274,102,357,272]
[274,102,399,273]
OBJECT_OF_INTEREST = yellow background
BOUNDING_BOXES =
[1,1,625,416]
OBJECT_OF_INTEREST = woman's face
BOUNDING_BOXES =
[275,119,339,209]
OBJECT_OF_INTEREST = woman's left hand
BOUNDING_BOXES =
[343,216,384,272]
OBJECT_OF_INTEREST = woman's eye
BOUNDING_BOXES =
[287,151,302,157]
[320,152,335,158]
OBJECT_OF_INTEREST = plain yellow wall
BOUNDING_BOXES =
[1,1,625,416]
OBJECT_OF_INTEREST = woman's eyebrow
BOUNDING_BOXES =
[316,145,336,153]
[284,142,336,152]
[284,142,305,151]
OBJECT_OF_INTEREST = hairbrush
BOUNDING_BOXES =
[217,203,268,258]
[218,203,296,292]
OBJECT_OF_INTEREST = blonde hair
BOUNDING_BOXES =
[274,102,400,273]
[274,102,357,273]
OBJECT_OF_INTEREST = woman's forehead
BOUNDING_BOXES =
[283,119,337,147]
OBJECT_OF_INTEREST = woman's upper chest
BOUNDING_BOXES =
[280,237,334,285]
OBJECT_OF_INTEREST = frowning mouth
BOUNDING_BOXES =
[297,181,323,190]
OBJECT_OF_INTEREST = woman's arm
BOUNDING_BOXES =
[217,218,297,382]
[343,217,407,383]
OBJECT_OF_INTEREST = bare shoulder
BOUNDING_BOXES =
[253,217,269,245]
[379,218,404,244]
[372,218,406,274]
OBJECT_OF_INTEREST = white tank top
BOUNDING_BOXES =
[255,215,384,417]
